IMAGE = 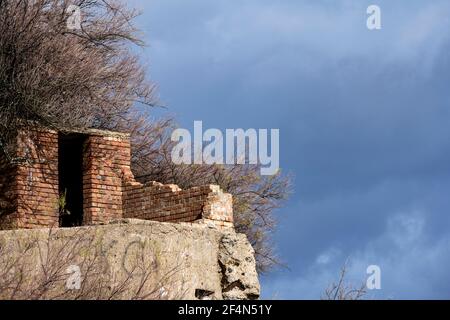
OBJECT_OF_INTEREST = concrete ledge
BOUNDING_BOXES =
[0,219,259,300]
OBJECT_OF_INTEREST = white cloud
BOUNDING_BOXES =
[315,247,341,265]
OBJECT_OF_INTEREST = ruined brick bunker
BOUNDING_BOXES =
[0,127,233,230]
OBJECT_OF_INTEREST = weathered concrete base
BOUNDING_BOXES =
[0,219,260,300]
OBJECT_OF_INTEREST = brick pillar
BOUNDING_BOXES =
[15,129,59,229]
[82,133,131,224]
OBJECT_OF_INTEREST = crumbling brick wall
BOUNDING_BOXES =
[123,182,233,228]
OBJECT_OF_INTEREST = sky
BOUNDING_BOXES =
[127,0,450,299]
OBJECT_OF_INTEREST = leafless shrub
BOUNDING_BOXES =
[0,0,156,147]
[117,115,292,273]
[322,261,367,300]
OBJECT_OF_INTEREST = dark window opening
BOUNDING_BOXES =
[58,133,86,227]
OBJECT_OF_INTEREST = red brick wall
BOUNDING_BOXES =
[0,127,234,230]
[82,133,132,225]
[13,129,59,229]
[123,182,234,229]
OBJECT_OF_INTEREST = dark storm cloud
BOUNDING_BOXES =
[129,0,450,298]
